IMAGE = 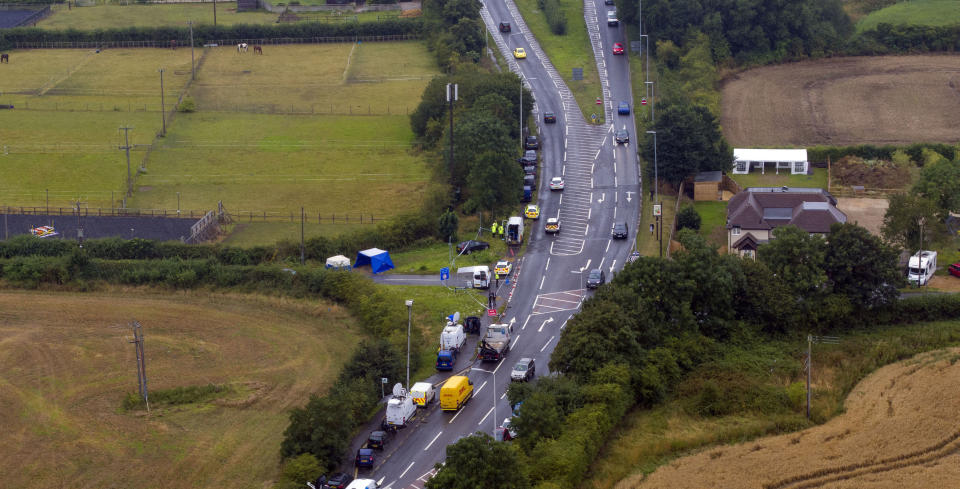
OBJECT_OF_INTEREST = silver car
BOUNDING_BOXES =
[511,358,536,381]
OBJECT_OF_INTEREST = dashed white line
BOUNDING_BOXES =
[522,315,531,330]
[588,208,592,219]
[400,461,416,479]
[606,240,611,252]
[584,224,589,236]
[613,207,617,218]
[540,336,555,352]
[564,138,568,149]
[501,392,507,400]
[615,176,618,186]
[425,431,443,449]
[475,380,487,395]
[564,151,567,162]
[599,257,605,269]
[545,257,551,271]
[479,407,494,425]
[595,149,601,159]
[449,405,465,423]
[539,276,545,290]
[511,334,521,350]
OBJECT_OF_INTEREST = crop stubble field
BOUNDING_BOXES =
[721,55,960,147]
[0,290,362,489]
[0,43,436,220]
[632,348,960,489]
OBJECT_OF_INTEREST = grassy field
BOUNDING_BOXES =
[855,0,960,32]
[730,167,828,190]
[514,0,604,124]
[40,2,283,28]
[222,221,371,247]
[691,200,728,247]
[584,319,960,489]
[0,43,437,227]
[0,289,362,489]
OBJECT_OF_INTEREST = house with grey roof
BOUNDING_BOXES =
[726,187,846,258]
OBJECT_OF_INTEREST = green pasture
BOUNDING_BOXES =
[855,0,960,32]
[222,221,370,247]
[691,200,728,247]
[730,167,828,190]
[514,0,604,124]
[38,2,279,29]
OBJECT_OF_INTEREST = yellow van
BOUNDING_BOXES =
[440,375,474,412]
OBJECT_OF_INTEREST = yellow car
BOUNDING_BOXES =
[494,260,513,276]
[525,204,540,219]
[513,47,527,59]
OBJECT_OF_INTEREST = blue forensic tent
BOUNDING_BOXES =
[354,248,394,274]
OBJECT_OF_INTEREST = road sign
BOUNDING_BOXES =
[487,308,497,317]
[591,113,598,121]
[596,97,602,105]
[572,68,583,80]
[440,267,449,280]
[381,377,388,384]
[641,98,647,106]
[653,204,662,216]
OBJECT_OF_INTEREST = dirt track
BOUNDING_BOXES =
[721,55,960,147]
[633,349,960,489]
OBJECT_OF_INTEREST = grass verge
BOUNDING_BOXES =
[855,0,960,32]
[40,2,279,28]
[730,167,828,190]
[691,200,728,248]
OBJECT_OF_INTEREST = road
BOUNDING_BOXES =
[352,1,642,487]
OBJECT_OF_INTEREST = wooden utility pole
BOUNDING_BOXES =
[119,126,133,199]
[129,321,150,412]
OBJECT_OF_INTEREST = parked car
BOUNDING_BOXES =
[513,47,527,59]
[950,262,960,278]
[519,149,537,165]
[495,260,513,276]
[525,204,540,219]
[543,112,557,123]
[501,417,518,438]
[355,448,375,468]
[525,135,539,150]
[324,473,354,489]
[523,164,537,176]
[544,217,560,234]
[612,42,624,55]
[457,240,490,254]
[511,357,536,381]
[604,0,614,4]
[367,430,388,449]
[586,268,605,288]
[549,176,564,190]
[464,315,482,334]
[615,128,629,144]
[499,21,511,32]
[617,101,630,115]
[611,222,628,239]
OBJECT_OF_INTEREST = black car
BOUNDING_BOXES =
[586,268,605,289]
[324,473,353,489]
[356,448,375,468]
[499,21,511,32]
[523,164,537,176]
[543,112,557,123]
[368,430,388,449]
[611,222,628,239]
[518,149,537,165]
[604,0,614,4]
[464,316,482,334]
[524,135,539,150]
[457,240,490,254]
[615,128,629,144]
[523,174,536,188]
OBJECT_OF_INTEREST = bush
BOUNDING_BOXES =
[542,0,567,35]
[676,205,701,231]
[177,97,196,113]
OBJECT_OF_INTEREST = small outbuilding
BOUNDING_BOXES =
[325,255,352,270]
[693,171,723,201]
[733,148,809,175]
[354,248,394,274]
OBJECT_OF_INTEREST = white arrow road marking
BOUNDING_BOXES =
[510,317,516,327]
[597,192,605,204]
[610,260,617,274]
[625,191,634,202]
[425,432,443,449]
[538,317,554,332]
[583,259,592,271]
[540,335,555,352]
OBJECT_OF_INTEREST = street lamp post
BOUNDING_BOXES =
[639,34,650,85]
[917,217,926,290]
[647,130,661,258]
[158,68,166,136]
[405,299,413,390]
[645,81,655,123]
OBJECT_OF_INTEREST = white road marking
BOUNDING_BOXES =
[584,224,589,236]
[545,257,551,271]
[522,315,531,330]
[615,176,618,186]
[475,380,487,395]
[425,431,443,449]
[599,257,605,269]
[584,259,591,270]
[538,318,553,332]
[561,317,569,330]
[564,151,567,162]
[539,276,545,290]
[449,406,465,423]
[559,194,563,205]
[588,208,592,219]
[595,148,601,159]
[540,336,555,352]
[613,207,617,218]
[564,138,568,149]
[501,392,507,400]
[606,240,611,252]
[479,407,494,425]
[609,259,617,273]
[400,462,416,479]
[565,125,568,136]
[511,334,521,349]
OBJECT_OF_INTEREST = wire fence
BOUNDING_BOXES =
[0,205,384,224]
[15,34,419,49]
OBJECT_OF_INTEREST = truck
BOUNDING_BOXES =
[908,250,937,285]
[456,265,490,289]
[410,382,436,407]
[479,323,513,362]
[506,216,524,246]
[384,383,416,429]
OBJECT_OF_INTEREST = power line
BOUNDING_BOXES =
[118,126,133,200]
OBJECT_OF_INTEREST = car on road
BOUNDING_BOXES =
[367,430,387,449]
[543,112,557,123]
[355,448,375,468]
[323,473,354,489]
[345,480,379,489]
[513,47,527,59]
[511,357,536,381]
[615,128,629,144]
[618,101,630,115]
[502,417,518,438]
[950,262,960,278]
[604,0,614,4]
[499,21,511,32]
[457,240,489,254]
[549,176,564,190]
[495,260,513,276]
[612,42,624,55]
[523,164,537,176]
[586,268,606,288]
[525,204,540,219]
[545,217,560,234]
[525,135,540,150]
[606,10,619,26]
[611,222,628,239]
[519,149,537,165]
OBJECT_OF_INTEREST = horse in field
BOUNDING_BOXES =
[0,54,8,64]
[170,40,177,50]
[237,43,248,53]
[253,45,263,55]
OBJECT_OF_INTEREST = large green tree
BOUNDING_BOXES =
[913,157,960,218]
[824,222,903,308]
[757,225,828,299]
[881,193,943,250]
[425,434,530,489]
[641,98,731,186]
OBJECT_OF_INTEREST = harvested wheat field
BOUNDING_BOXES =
[633,348,960,489]
[0,290,360,489]
[721,55,960,147]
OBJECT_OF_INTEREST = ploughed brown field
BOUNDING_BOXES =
[721,55,960,147]
[633,348,960,489]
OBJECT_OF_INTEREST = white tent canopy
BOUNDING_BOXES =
[733,148,808,175]
[325,255,351,270]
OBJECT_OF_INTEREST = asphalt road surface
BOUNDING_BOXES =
[0,213,198,242]
[351,2,642,486]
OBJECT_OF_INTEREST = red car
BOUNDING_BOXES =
[949,262,960,278]
[612,42,624,55]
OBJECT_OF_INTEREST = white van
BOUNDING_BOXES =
[908,250,937,285]
[441,323,467,352]
[345,479,380,489]
[384,383,416,428]
[410,382,435,408]
[457,265,490,289]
